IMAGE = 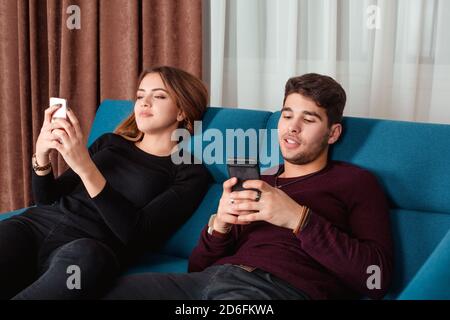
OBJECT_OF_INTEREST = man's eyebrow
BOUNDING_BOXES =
[281,107,323,121]
[303,110,323,121]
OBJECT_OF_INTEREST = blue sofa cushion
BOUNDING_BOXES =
[397,230,450,300]
[332,117,450,214]
[125,253,188,275]
[0,208,28,220]
[87,100,134,147]
[188,107,272,183]
[389,209,450,297]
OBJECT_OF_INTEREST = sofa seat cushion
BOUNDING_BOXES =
[389,208,450,297]
[125,253,188,275]
[0,208,28,221]
[397,229,450,300]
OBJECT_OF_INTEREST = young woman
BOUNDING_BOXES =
[0,66,211,299]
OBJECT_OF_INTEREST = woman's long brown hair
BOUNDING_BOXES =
[114,66,208,141]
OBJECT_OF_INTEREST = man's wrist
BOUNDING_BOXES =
[208,214,232,237]
[292,206,311,235]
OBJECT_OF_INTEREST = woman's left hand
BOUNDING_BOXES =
[51,109,93,176]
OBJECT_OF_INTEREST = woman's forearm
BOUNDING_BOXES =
[78,161,107,198]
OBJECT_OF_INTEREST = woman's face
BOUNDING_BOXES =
[134,72,184,135]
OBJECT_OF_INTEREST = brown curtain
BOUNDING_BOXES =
[0,0,202,213]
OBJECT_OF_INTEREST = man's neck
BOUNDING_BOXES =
[280,153,328,178]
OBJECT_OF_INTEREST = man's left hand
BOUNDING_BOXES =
[230,180,305,231]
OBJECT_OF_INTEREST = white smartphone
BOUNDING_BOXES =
[50,97,67,121]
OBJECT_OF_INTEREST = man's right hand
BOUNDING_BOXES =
[214,177,257,233]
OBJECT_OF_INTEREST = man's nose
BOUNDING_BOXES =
[288,124,300,133]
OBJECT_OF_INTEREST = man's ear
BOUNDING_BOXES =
[328,123,342,145]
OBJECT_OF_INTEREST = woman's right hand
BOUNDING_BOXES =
[35,104,65,161]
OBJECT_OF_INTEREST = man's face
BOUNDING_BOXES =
[278,93,339,165]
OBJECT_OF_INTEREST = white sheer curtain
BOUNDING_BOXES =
[207,0,450,124]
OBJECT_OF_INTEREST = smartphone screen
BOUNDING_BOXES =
[227,158,261,192]
[50,97,67,120]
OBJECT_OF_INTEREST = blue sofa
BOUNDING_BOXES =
[1,100,449,300]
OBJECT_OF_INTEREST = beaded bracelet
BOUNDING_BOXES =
[32,153,52,171]
[293,206,311,235]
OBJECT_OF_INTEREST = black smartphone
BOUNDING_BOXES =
[227,158,261,192]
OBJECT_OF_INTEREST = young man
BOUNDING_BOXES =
[104,73,393,300]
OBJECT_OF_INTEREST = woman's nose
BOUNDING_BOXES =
[142,95,153,107]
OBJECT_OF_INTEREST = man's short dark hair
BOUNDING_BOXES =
[283,73,346,127]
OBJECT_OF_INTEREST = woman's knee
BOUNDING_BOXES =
[50,238,119,272]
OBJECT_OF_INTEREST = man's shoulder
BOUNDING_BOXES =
[329,160,382,187]
[330,160,368,173]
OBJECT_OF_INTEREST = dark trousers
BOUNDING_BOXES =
[0,216,119,300]
[104,264,309,300]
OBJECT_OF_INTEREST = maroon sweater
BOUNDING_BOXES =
[188,161,394,300]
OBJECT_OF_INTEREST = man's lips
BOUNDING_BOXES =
[282,136,301,149]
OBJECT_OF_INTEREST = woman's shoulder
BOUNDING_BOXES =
[173,153,212,181]
[88,132,134,154]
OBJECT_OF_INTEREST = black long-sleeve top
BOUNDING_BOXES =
[31,133,211,257]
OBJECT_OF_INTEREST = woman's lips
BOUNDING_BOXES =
[139,112,153,118]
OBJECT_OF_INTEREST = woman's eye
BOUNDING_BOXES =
[282,114,292,119]
[136,96,143,100]
[304,119,314,123]
[154,95,166,99]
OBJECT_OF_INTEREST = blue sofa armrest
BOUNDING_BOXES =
[397,229,450,300]
[0,207,29,221]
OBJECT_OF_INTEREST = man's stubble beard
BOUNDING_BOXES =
[282,131,330,165]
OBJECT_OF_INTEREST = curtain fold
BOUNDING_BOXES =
[0,0,202,212]
[207,0,450,125]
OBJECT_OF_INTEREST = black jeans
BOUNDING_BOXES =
[103,264,309,300]
[0,211,120,300]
